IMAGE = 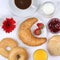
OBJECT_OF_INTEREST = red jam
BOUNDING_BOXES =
[48,18,60,33]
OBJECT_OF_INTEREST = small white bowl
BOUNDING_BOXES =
[38,2,55,17]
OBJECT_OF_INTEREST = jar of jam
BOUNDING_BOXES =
[48,18,60,33]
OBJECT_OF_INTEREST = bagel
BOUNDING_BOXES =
[18,18,47,46]
[48,35,60,56]
[8,47,28,60]
[0,38,18,58]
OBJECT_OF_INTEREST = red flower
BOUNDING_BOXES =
[2,18,16,33]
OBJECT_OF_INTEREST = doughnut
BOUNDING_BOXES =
[8,47,28,60]
[18,18,47,46]
[0,38,18,58]
[48,35,60,56]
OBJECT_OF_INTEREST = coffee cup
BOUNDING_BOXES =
[12,0,39,11]
[9,0,40,17]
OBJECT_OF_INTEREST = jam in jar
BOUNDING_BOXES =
[48,18,60,33]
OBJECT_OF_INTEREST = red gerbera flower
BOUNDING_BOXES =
[2,18,16,33]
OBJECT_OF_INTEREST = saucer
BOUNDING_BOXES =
[8,0,38,17]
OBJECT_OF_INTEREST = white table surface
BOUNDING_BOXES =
[0,0,60,60]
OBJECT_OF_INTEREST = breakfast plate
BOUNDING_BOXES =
[0,0,60,60]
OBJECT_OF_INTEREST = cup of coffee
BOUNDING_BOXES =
[13,0,39,10]
[9,0,40,17]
